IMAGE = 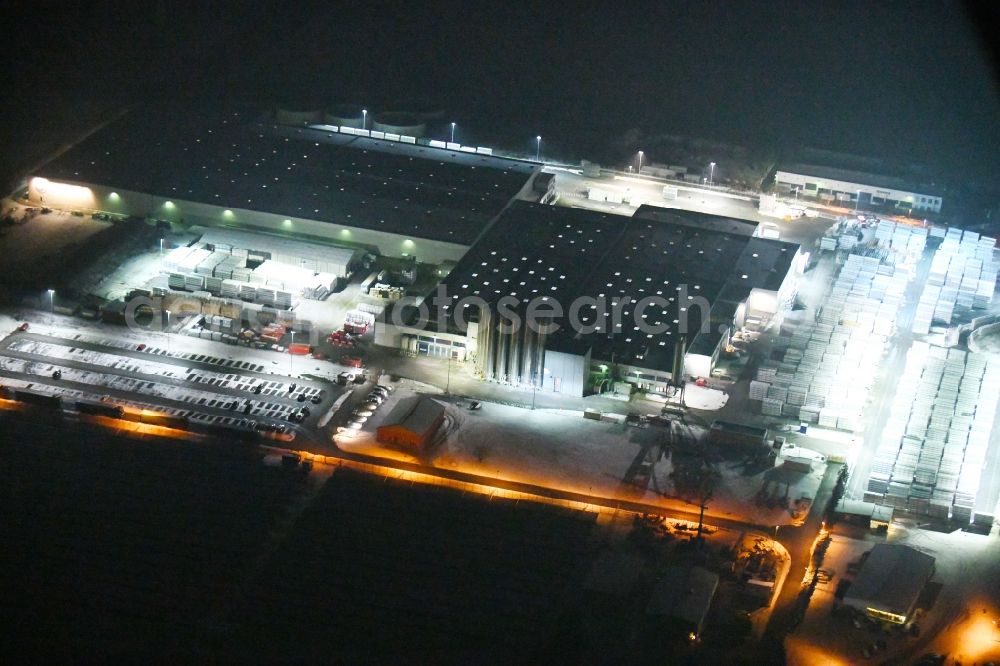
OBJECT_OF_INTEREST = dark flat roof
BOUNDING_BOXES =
[37,109,535,246]
[845,544,935,615]
[645,566,718,630]
[434,202,800,372]
[633,205,759,236]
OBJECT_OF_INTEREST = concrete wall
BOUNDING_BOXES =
[542,349,588,397]
[26,177,470,264]
[374,321,476,360]
[685,352,713,379]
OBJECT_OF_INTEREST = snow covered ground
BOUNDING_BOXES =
[336,387,824,526]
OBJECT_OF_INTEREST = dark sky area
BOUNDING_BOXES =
[2,0,998,184]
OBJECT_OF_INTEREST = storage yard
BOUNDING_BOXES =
[747,215,1000,529]
[2,102,999,564]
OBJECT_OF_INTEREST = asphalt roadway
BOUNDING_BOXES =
[757,462,842,662]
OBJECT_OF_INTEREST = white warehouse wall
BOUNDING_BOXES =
[27,177,471,264]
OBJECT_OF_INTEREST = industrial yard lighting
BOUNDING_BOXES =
[165,310,171,353]
[223,209,234,219]
[47,289,55,312]
[450,122,456,143]
[637,151,644,175]
[709,162,716,186]
[362,109,367,130]
[446,353,452,394]
[163,200,174,209]
[627,166,632,174]
[109,192,119,201]
[535,135,541,161]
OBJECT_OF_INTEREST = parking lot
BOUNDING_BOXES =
[0,329,340,443]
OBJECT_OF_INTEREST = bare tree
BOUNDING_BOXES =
[669,461,721,542]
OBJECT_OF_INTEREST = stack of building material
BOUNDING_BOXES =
[196,252,226,276]
[749,380,769,400]
[273,290,293,309]
[204,276,224,295]
[762,397,783,416]
[163,246,195,273]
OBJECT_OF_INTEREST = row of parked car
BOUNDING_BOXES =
[338,384,393,434]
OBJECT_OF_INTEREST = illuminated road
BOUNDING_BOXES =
[758,463,842,662]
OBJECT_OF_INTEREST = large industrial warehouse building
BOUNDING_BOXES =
[377,202,805,397]
[26,107,804,399]
[26,109,541,264]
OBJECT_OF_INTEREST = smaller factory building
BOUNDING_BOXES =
[774,164,943,214]
[842,544,935,624]
[376,396,446,449]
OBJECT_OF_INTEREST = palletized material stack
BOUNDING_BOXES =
[749,380,769,400]
[863,340,1000,523]
[913,227,998,333]
[204,276,224,295]
[163,246,195,273]
[213,254,242,280]
[196,251,227,276]
[220,279,241,299]
[256,287,275,307]
[753,250,903,433]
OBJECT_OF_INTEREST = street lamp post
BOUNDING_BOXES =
[450,122,456,143]
[446,352,452,394]
[627,165,632,175]
[855,190,861,212]
[159,238,164,272]
[637,150,644,175]
[535,135,541,161]
[165,309,171,353]
[709,161,716,186]
[289,331,295,375]
[47,289,55,312]
[362,109,367,130]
